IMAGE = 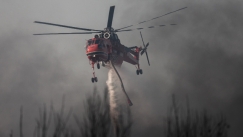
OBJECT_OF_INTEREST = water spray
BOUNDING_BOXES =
[109,60,133,106]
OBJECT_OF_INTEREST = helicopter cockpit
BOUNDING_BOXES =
[86,39,103,46]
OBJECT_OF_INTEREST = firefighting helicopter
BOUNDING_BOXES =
[34,6,186,106]
[34,6,187,83]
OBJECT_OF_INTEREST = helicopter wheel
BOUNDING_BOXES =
[97,63,100,69]
[139,69,143,74]
[94,77,98,82]
[136,70,139,75]
[91,78,94,83]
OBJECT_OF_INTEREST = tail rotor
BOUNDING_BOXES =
[140,31,150,66]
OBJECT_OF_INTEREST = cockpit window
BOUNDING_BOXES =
[95,40,100,44]
[86,39,103,46]
[87,40,92,46]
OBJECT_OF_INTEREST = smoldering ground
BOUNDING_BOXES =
[0,0,243,137]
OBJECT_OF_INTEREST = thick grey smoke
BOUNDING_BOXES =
[0,0,243,137]
[118,0,243,137]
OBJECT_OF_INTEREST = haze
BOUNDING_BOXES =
[0,0,242,136]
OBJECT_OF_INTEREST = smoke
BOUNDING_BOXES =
[0,0,243,136]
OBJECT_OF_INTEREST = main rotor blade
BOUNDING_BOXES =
[115,24,176,32]
[34,21,102,31]
[33,32,100,35]
[115,7,187,31]
[107,6,115,28]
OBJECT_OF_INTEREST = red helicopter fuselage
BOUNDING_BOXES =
[86,37,140,68]
[86,38,111,63]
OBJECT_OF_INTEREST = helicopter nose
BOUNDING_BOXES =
[87,44,98,51]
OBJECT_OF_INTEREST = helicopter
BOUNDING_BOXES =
[34,6,187,83]
[34,6,186,106]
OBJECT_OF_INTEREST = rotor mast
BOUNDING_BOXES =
[102,6,116,39]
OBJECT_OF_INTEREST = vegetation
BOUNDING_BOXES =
[164,95,230,137]
[12,91,230,137]
[74,87,132,137]
[15,87,132,137]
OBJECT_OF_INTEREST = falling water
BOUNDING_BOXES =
[106,68,119,119]
[106,68,120,136]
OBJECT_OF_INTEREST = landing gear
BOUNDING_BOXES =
[97,63,100,69]
[136,69,143,75]
[101,61,105,67]
[136,64,143,75]
[91,77,98,83]
[91,62,98,83]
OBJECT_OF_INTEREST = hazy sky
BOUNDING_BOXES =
[0,0,243,137]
